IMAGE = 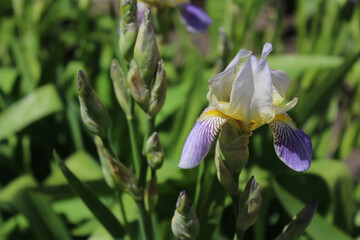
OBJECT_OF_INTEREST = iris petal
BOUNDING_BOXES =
[179,3,212,33]
[269,115,312,172]
[179,107,228,169]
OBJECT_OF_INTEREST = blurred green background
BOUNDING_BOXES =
[1,0,360,239]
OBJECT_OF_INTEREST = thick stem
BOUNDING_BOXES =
[139,115,155,188]
[127,117,141,175]
[135,200,154,240]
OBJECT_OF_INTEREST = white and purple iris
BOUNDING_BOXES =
[179,43,312,172]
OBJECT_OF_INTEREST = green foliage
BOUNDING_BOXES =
[1,0,360,239]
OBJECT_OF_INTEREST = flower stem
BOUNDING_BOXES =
[139,115,155,188]
[127,116,141,175]
[127,98,141,176]
[135,200,154,240]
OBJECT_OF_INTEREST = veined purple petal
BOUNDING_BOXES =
[269,115,312,172]
[178,3,212,33]
[179,107,227,169]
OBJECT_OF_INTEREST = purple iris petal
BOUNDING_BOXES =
[179,110,227,169]
[178,3,212,33]
[269,120,312,172]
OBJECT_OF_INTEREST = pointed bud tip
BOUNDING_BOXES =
[77,70,85,91]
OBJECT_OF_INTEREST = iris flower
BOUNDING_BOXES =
[179,43,312,172]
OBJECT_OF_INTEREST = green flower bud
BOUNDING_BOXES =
[134,8,160,86]
[171,190,199,240]
[148,60,167,118]
[103,151,141,200]
[145,175,158,213]
[236,176,262,231]
[94,136,115,188]
[219,123,250,174]
[215,140,238,196]
[275,201,317,240]
[129,60,151,111]
[77,70,110,138]
[146,132,164,170]
[119,0,138,60]
[110,59,132,118]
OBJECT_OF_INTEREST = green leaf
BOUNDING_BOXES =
[307,160,354,233]
[53,151,125,239]
[273,180,353,240]
[0,84,63,140]
[268,54,343,78]
[0,67,17,94]
[296,51,360,123]
[14,190,72,240]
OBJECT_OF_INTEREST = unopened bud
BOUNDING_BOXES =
[110,59,132,118]
[146,132,164,170]
[77,70,110,138]
[104,151,141,200]
[119,0,138,60]
[148,60,167,118]
[94,136,115,188]
[134,8,160,86]
[145,175,158,212]
[215,140,238,196]
[275,201,317,240]
[219,122,250,174]
[129,60,150,111]
[171,190,199,240]
[236,176,262,231]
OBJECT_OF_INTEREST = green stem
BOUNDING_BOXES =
[193,161,205,208]
[139,115,155,188]
[135,200,154,240]
[127,116,141,175]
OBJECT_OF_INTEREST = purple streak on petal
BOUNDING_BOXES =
[179,112,226,169]
[178,3,212,33]
[269,120,312,172]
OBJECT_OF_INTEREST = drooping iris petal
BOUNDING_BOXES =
[178,3,212,33]
[269,115,312,172]
[179,107,228,169]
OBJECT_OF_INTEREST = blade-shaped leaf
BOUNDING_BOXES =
[14,190,72,240]
[273,180,353,240]
[53,151,125,239]
[0,84,63,140]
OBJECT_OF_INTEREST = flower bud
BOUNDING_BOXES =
[215,140,238,196]
[133,8,160,86]
[219,122,250,174]
[94,136,115,188]
[128,60,151,111]
[110,59,132,118]
[77,70,110,138]
[171,190,199,240]
[236,176,262,231]
[145,175,158,213]
[119,0,138,60]
[148,60,167,118]
[146,132,164,170]
[103,150,141,200]
[275,201,317,240]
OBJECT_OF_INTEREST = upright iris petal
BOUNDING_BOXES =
[178,3,212,33]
